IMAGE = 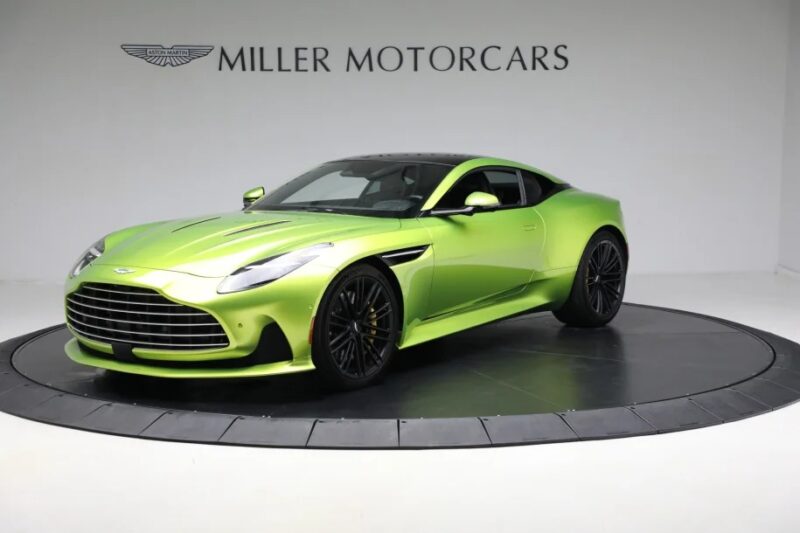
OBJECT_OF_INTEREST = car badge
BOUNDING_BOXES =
[113,268,136,274]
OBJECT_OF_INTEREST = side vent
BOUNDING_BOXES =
[379,245,430,266]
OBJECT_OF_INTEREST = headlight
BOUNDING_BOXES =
[217,243,332,294]
[70,238,105,278]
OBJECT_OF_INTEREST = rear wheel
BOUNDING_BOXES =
[553,230,627,327]
[312,264,400,390]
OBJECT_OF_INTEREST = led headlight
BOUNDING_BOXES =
[217,243,332,294]
[70,238,105,278]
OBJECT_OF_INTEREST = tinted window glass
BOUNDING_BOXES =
[521,170,558,205]
[484,170,521,206]
[521,171,543,205]
[437,169,521,208]
[436,171,492,208]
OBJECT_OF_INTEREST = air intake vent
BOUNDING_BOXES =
[66,283,229,350]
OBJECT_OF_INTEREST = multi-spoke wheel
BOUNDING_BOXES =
[553,230,627,327]
[586,240,624,316]
[312,264,400,389]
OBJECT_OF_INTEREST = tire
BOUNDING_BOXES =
[553,230,627,327]
[312,264,401,390]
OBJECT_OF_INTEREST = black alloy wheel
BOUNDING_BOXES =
[553,230,627,327]
[313,264,400,389]
[586,240,625,316]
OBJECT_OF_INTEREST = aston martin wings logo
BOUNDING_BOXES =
[121,44,214,67]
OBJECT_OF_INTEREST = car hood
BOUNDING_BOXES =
[98,211,401,277]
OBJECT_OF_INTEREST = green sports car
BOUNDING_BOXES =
[64,153,628,389]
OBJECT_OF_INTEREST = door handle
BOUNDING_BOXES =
[523,224,537,231]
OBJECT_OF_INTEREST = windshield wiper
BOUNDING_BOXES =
[291,206,335,213]
[256,205,336,213]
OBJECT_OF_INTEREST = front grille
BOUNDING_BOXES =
[66,282,229,350]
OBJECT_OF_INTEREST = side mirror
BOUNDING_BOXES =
[427,192,501,217]
[464,191,501,208]
[243,186,265,208]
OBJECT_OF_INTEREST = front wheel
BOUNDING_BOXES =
[312,264,400,390]
[553,230,627,327]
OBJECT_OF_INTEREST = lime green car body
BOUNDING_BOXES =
[64,155,626,378]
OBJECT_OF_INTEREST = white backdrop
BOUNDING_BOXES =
[781,1,800,273]
[0,0,792,281]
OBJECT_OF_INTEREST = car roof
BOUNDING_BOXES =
[331,153,482,166]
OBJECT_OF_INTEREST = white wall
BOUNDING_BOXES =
[0,0,790,281]
[780,0,800,273]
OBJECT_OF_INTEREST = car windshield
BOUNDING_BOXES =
[248,160,453,218]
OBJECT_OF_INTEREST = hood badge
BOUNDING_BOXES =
[113,268,136,274]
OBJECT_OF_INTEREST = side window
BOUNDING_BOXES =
[521,170,559,206]
[436,171,492,208]
[484,170,522,206]
[436,169,522,209]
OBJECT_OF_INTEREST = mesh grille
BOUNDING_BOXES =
[66,282,229,350]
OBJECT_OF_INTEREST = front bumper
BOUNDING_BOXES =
[64,338,312,378]
[64,262,337,377]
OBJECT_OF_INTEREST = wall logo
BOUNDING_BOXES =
[119,44,569,72]
[121,44,214,67]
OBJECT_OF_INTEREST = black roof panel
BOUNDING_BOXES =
[332,153,482,166]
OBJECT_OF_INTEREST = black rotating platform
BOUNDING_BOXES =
[2,304,800,449]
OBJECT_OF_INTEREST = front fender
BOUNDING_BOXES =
[310,219,435,343]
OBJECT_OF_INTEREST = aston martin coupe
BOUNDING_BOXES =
[64,154,628,389]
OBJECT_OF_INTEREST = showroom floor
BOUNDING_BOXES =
[1,272,799,533]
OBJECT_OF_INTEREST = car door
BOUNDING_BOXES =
[420,167,545,318]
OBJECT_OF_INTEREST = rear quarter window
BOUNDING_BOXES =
[521,170,568,206]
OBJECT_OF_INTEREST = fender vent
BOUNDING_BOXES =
[379,245,429,266]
